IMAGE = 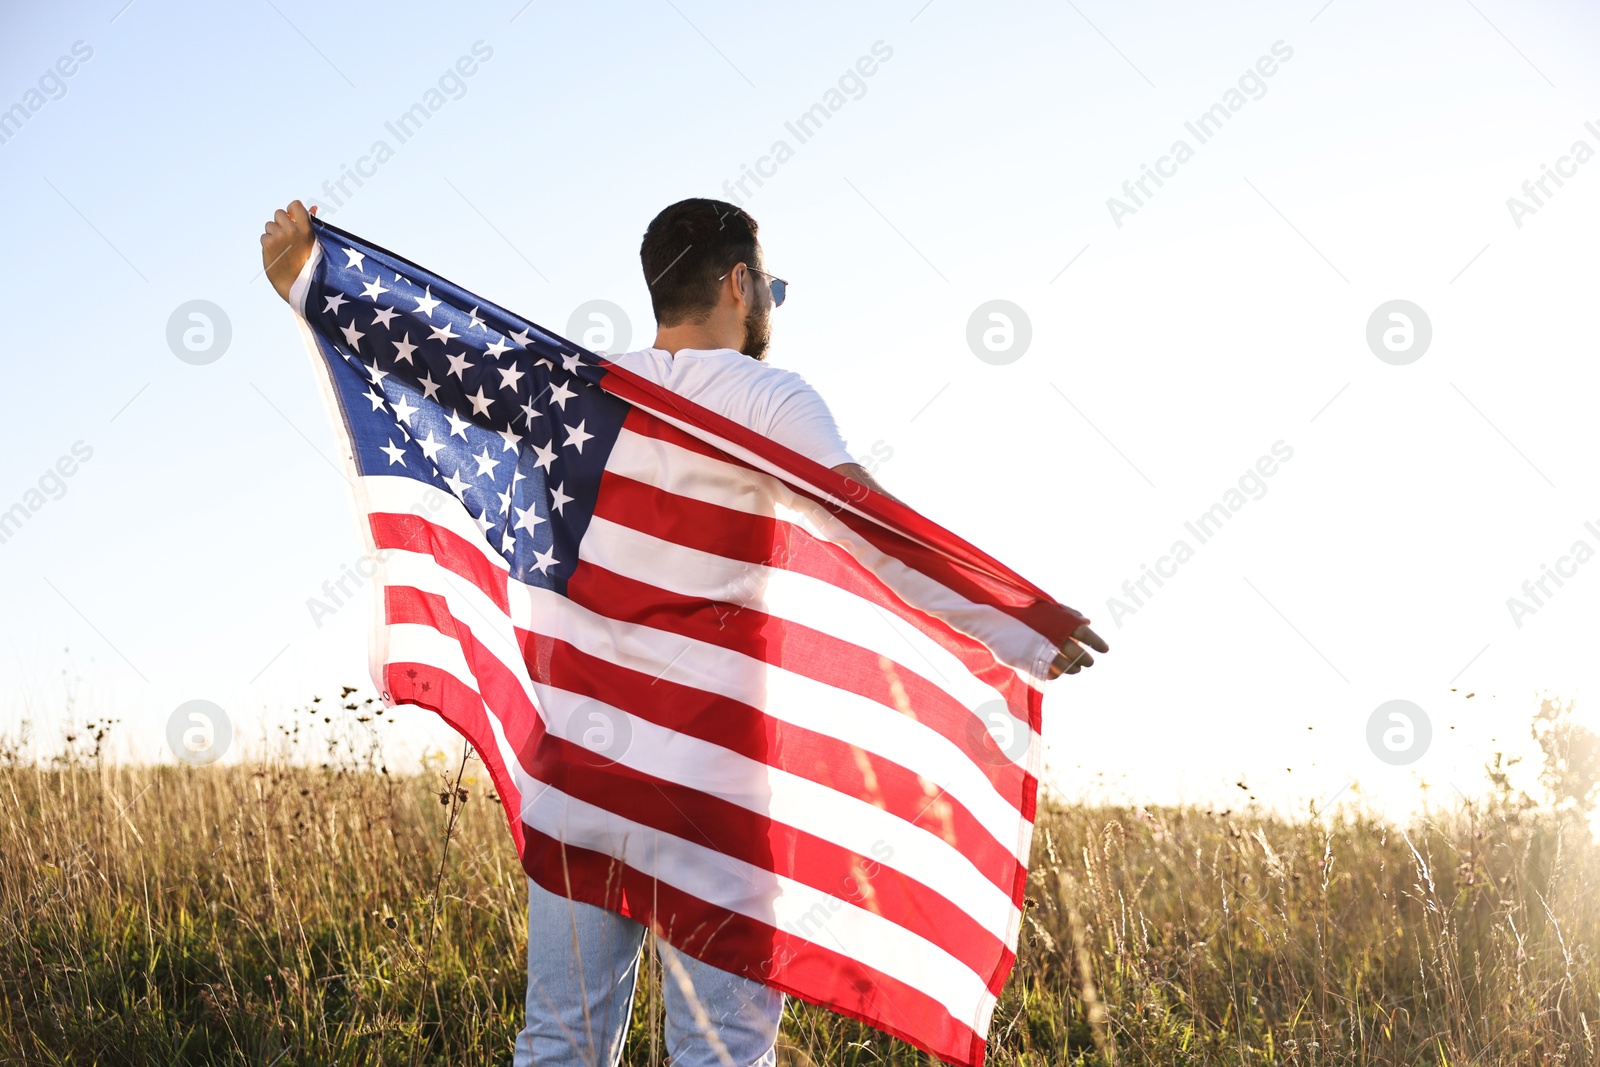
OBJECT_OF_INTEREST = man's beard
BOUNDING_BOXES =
[740,301,771,361]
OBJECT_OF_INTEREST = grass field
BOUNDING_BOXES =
[1,697,1597,1066]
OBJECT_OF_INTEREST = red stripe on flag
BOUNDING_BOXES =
[382,657,524,854]
[370,512,510,613]
[618,404,741,463]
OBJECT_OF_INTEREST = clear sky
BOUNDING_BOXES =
[3,0,1599,818]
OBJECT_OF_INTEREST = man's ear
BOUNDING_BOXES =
[727,263,749,313]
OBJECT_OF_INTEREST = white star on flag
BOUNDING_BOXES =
[549,482,573,514]
[562,420,593,453]
[531,440,557,472]
[472,447,500,478]
[414,286,441,317]
[416,431,445,462]
[514,504,546,532]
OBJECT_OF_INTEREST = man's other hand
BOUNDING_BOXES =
[1049,623,1108,679]
[261,200,317,304]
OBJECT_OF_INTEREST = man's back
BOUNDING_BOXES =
[605,347,856,470]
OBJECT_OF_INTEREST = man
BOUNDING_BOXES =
[260,197,1108,1067]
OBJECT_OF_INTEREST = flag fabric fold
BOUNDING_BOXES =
[288,216,1088,1067]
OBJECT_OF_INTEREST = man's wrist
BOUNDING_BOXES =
[285,241,323,315]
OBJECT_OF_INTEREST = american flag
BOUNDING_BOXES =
[291,217,1089,1067]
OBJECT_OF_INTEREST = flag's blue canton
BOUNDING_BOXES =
[304,227,629,594]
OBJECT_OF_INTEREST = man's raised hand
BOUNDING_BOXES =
[1049,623,1108,679]
[260,200,317,304]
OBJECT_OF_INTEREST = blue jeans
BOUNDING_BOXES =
[512,877,784,1067]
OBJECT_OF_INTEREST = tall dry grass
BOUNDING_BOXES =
[1,696,1597,1065]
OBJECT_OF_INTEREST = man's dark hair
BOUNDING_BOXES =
[640,199,759,327]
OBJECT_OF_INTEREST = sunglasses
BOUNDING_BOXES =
[719,263,787,307]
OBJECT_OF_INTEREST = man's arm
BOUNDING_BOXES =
[832,461,900,504]
[830,461,1108,680]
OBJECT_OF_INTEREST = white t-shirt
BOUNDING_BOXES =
[605,347,855,469]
